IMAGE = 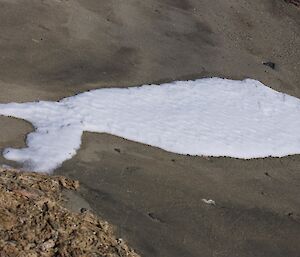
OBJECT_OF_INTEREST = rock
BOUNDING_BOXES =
[80,207,87,213]
[0,168,140,257]
[284,0,300,7]
[263,62,276,69]
[40,239,55,252]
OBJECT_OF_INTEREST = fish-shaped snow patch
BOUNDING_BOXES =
[1,78,300,173]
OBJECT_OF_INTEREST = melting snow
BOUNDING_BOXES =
[1,78,300,172]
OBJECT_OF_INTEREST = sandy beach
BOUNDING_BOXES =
[0,0,300,256]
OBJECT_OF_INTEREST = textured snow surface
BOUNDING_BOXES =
[1,78,300,172]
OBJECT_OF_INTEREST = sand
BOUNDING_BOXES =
[0,0,299,103]
[55,133,300,257]
[0,0,299,256]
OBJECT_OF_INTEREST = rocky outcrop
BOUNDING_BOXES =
[0,168,139,257]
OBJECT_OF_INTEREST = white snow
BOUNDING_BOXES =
[201,199,216,206]
[1,78,300,172]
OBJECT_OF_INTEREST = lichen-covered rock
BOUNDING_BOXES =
[0,168,140,257]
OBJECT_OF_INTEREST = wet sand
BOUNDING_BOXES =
[0,0,300,256]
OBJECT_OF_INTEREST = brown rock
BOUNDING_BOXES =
[0,168,140,257]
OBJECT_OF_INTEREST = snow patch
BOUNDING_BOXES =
[201,199,216,206]
[1,78,300,172]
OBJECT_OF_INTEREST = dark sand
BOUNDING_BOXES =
[0,0,299,103]
[55,133,300,257]
[0,0,300,256]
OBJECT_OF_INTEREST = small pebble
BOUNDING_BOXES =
[263,62,275,70]
[80,208,87,213]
